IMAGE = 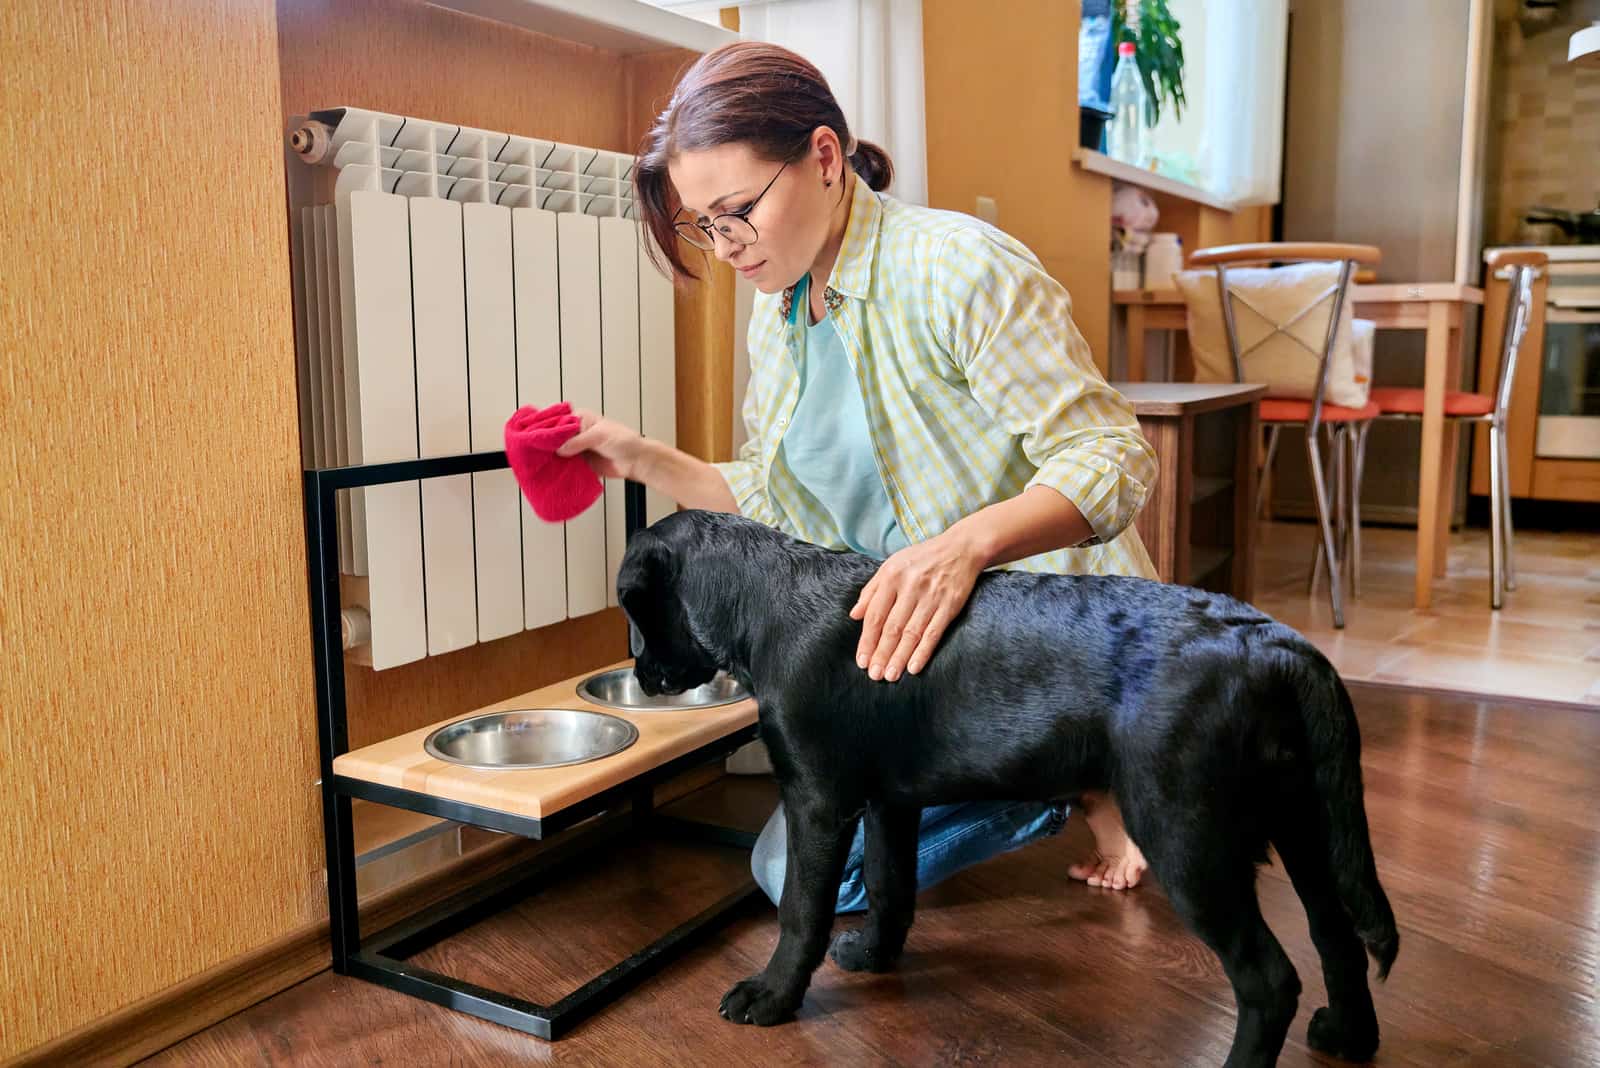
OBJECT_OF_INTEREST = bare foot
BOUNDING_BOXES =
[1067,791,1148,890]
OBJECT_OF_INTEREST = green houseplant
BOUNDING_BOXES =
[1113,0,1187,126]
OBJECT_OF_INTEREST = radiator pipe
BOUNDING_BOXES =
[291,121,334,165]
[340,606,371,652]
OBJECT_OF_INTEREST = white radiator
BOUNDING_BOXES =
[289,107,677,671]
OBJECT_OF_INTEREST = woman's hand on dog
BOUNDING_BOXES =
[850,530,985,682]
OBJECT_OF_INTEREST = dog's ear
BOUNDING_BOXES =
[617,532,678,654]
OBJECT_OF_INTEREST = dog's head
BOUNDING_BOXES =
[618,524,721,696]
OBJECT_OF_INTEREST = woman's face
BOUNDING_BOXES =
[668,135,837,294]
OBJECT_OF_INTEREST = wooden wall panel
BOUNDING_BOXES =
[668,259,738,463]
[1198,204,1274,250]
[926,1,1272,376]
[0,1,315,1057]
[923,0,1113,368]
[625,48,694,150]
[623,48,741,465]
[1149,193,1272,261]
[2,0,734,1060]
[277,0,627,152]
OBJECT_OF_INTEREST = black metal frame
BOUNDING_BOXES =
[303,450,761,1039]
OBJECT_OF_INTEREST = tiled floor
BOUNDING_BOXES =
[1251,519,1600,707]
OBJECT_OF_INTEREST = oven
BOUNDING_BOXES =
[1535,258,1600,459]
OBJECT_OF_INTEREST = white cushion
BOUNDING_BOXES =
[1348,318,1374,405]
[1175,263,1372,408]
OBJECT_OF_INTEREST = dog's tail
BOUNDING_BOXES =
[1285,652,1399,979]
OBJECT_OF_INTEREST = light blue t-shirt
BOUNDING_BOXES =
[778,276,909,560]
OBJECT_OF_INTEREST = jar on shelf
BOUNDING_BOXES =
[1112,247,1142,291]
[1143,233,1184,290]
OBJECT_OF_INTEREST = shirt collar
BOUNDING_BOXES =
[780,175,883,321]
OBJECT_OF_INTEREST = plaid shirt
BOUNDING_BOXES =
[713,177,1157,579]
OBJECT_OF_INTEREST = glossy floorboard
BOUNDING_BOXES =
[145,684,1600,1067]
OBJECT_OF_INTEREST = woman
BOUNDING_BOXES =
[558,42,1155,903]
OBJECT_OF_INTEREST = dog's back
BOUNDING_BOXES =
[766,559,1303,802]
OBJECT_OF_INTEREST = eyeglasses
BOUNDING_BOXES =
[673,161,787,251]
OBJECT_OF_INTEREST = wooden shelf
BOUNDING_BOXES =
[1189,547,1233,586]
[333,659,757,822]
[1191,476,1233,505]
[423,0,738,54]
[1126,382,1260,602]
[1073,148,1240,212]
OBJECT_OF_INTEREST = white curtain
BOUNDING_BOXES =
[737,0,928,207]
[1197,0,1288,206]
[644,0,928,205]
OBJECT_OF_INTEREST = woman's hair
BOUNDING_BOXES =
[634,41,895,282]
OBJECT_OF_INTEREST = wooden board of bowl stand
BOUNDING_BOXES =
[333,660,757,822]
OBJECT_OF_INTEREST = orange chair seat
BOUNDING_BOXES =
[1369,386,1495,418]
[1259,398,1381,424]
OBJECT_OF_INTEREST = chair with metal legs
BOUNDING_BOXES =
[1309,317,1377,601]
[1180,242,1383,629]
[1366,249,1545,609]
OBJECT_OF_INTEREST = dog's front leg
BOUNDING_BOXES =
[720,795,854,1026]
[830,802,919,973]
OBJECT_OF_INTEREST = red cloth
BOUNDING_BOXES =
[1369,387,1495,418]
[503,402,603,522]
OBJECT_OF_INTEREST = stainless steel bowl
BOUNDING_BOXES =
[577,667,749,712]
[422,708,639,770]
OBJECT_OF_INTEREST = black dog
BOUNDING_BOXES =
[619,510,1398,1068]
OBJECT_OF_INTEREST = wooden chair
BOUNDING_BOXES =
[1367,249,1546,609]
[1181,242,1384,628]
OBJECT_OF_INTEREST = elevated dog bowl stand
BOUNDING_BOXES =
[304,451,761,1039]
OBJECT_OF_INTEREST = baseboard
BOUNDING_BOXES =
[3,764,726,1068]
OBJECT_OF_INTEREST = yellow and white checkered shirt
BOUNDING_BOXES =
[713,177,1158,580]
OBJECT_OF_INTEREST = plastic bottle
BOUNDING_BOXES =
[1107,41,1150,167]
[1144,233,1184,290]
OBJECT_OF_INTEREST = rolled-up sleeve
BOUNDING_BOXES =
[935,226,1157,544]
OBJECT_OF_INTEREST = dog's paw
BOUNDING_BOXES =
[828,929,901,973]
[718,976,800,1026]
[1307,1005,1380,1062]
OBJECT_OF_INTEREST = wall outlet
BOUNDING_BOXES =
[975,195,998,225]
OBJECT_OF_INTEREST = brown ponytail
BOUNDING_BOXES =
[848,140,893,194]
[634,41,896,283]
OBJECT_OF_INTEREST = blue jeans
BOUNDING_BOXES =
[750,799,1070,914]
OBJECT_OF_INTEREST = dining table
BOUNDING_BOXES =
[1114,282,1486,612]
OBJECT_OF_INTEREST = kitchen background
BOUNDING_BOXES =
[1273,0,1600,523]
[1488,0,1600,248]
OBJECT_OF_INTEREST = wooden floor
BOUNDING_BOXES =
[145,685,1600,1067]
[1253,520,1600,708]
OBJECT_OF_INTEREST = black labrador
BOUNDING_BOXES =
[618,510,1398,1068]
